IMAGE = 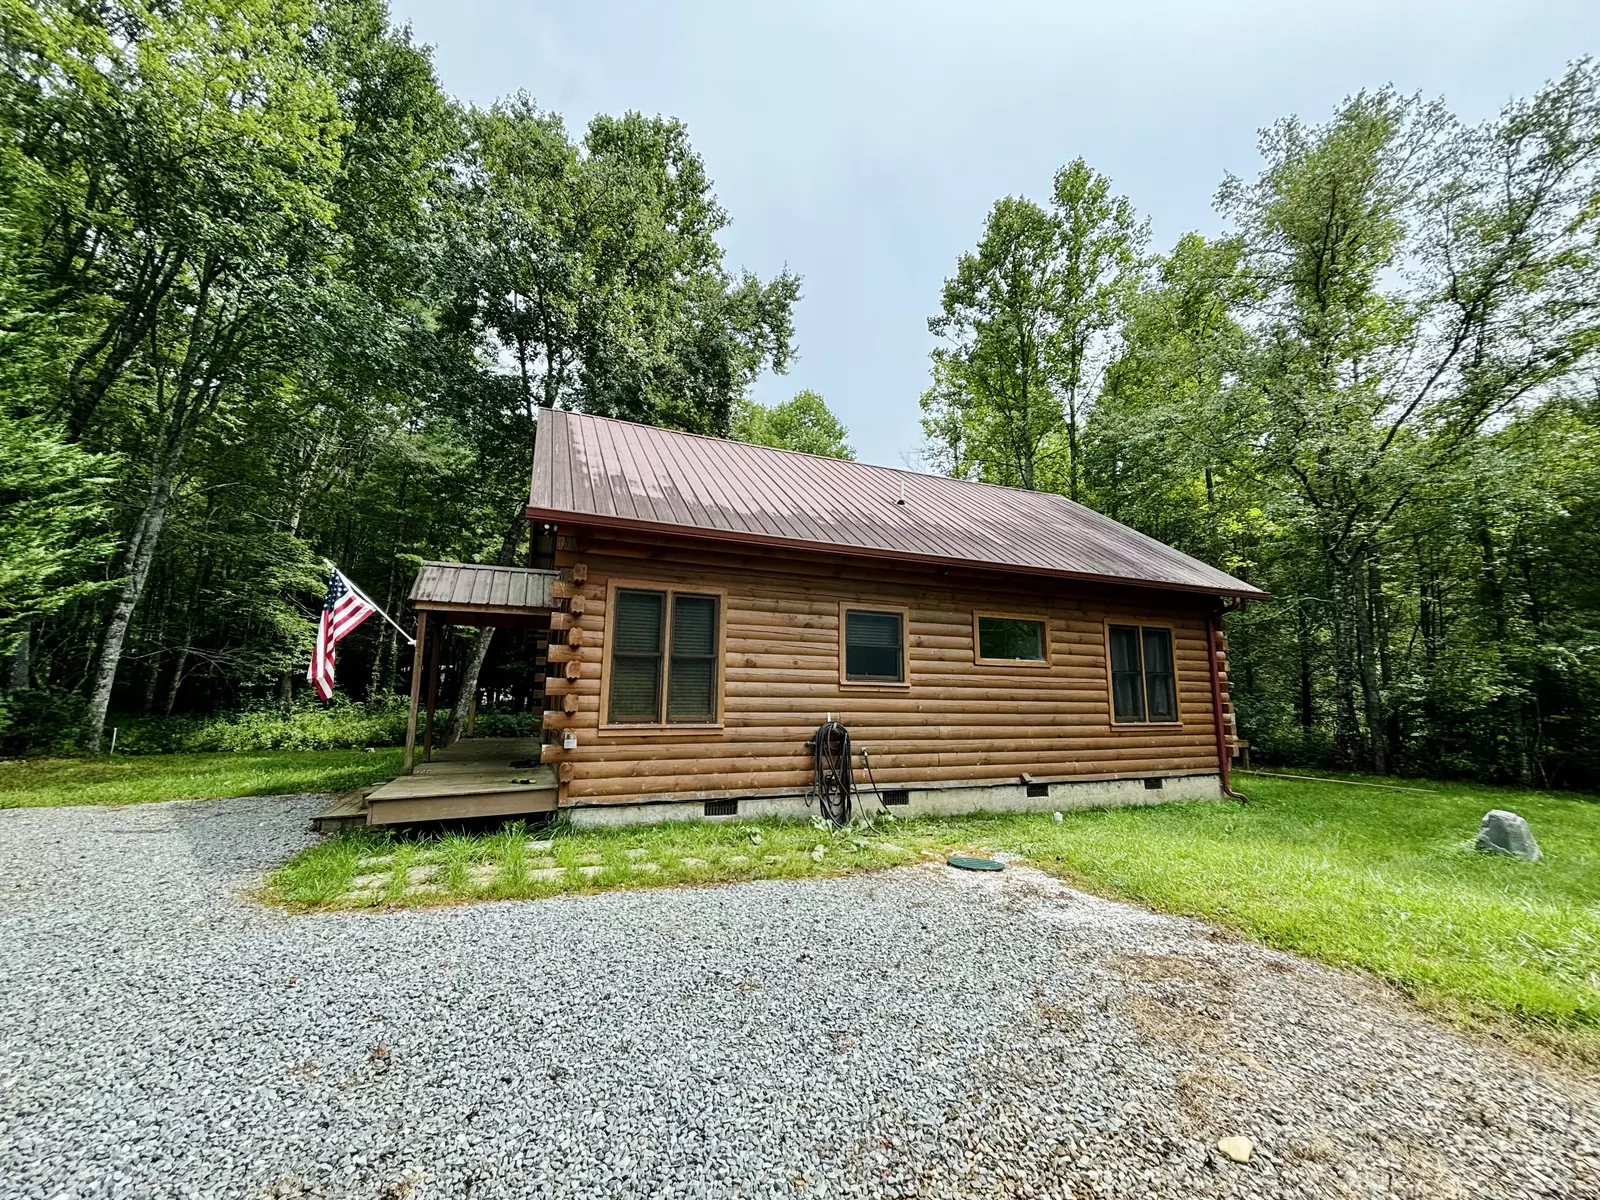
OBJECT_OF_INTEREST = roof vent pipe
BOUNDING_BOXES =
[896,480,906,506]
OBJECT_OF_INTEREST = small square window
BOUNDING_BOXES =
[843,608,905,683]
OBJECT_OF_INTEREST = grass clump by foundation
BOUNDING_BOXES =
[267,770,1600,1062]
[0,749,404,808]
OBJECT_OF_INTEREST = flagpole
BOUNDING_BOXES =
[322,559,416,646]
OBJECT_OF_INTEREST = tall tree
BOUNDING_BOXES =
[921,162,1142,494]
[733,390,854,458]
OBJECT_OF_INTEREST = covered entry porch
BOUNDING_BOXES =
[368,561,560,826]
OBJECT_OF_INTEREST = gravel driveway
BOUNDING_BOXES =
[1,796,1596,1200]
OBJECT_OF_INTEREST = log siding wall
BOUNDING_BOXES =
[541,530,1228,806]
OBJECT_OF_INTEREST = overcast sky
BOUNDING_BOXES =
[389,0,1598,466]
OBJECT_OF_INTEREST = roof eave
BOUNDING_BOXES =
[525,505,1269,602]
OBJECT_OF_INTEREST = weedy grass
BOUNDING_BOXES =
[0,749,404,808]
[267,769,1600,1061]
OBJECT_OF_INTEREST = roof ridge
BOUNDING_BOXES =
[546,406,1087,499]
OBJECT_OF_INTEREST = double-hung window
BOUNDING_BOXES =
[607,587,721,725]
[1107,624,1178,724]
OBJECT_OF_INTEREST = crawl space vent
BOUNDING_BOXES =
[1026,783,1050,798]
[881,789,910,806]
[1143,778,1164,790]
[704,799,739,817]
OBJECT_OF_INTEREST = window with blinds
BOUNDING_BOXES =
[844,608,905,683]
[608,588,720,725]
[1108,624,1178,724]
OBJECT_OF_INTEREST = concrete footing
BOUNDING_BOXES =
[564,772,1223,828]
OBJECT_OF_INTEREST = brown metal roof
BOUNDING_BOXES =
[409,562,557,612]
[527,409,1265,599]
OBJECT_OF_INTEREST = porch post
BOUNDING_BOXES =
[422,620,442,763]
[402,611,427,774]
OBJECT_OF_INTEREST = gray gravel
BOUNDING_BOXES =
[1,796,1597,1200]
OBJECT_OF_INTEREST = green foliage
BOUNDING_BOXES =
[935,68,1600,788]
[732,390,855,458]
[0,0,798,750]
[922,159,1143,494]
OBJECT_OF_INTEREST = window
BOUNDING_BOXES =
[607,587,721,725]
[975,614,1047,663]
[1108,624,1179,724]
[842,607,906,683]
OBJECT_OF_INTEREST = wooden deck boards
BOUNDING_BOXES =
[366,737,556,825]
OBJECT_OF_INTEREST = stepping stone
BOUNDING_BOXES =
[350,872,390,891]
[405,865,439,884]
[577,854,604,866]
[679,857,709,868]
[409,883,446,897]
[528,840,554,852]
[763,855,782,864]
[630,862,660,874]
[467,864,501,886]
[728,855,750,865]
[624,848,650,860]
[529,857,558,870]
[878,843,906,853]
[527,867,566,883]
[576,864,604,877]
[343,888,383,904]
[355,854,395,869]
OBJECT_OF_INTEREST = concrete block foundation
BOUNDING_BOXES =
[564,772,1223,828]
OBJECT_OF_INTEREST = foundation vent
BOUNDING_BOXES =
[1144,778,1164,790]
[704,798,739,817]
[1026,783,1050,798]
[880,789,910,806]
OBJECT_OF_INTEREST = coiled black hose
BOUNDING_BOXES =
[809,720,854,826]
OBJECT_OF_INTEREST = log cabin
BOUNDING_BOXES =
[371,409,1263,827]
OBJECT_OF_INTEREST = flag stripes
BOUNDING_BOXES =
[307,568,377,700]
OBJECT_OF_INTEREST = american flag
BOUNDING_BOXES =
[306,568,377,700]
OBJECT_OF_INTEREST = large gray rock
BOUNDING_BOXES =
[1475,809,1542,861]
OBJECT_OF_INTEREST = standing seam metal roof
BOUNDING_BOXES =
[409,562,557,610]
[526,409,1264,599]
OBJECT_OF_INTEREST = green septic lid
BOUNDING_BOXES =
[947,855,1004,872]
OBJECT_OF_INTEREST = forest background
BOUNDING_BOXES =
[2,0,1596,789]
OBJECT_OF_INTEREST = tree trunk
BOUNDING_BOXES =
[1327,555,1364,768]
[1475,506,1533,786]
[1295,603,1315,734]
[1350,551,1387,774]
[84,445,183,750]
[6,625,30,691]
[442,628,494,748]
[441,514,527,748]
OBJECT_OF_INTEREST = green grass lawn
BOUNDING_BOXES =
[0,749,403,808]
[269,767,1600,1062]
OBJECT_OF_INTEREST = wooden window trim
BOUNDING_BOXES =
[598,579,728,734]
[837,601,912,690]
[1102,618,1182,728]
[972,610,1053,668]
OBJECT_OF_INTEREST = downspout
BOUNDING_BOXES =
[1207,598,1249,803]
